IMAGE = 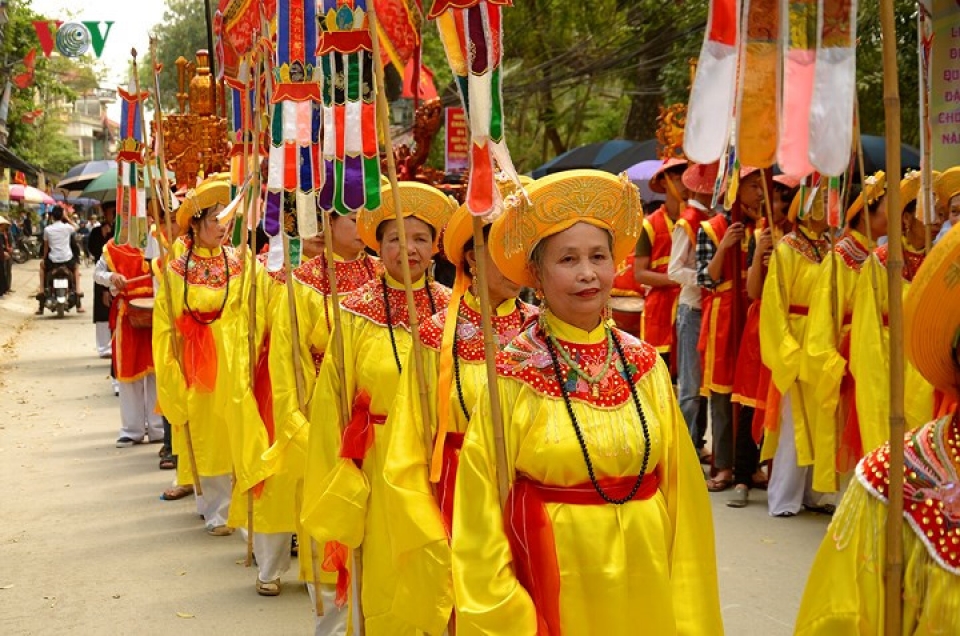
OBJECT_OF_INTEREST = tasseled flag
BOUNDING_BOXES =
[316,1,382,216]
[266,0,322,237]
[808,0,858,177]
[117,75,149,248]
[724,154,741,211]
[778,0,817,177]
[826,175,841,228]
[685,0,741,164]
[736,0,780,169]
[430,0,521,217]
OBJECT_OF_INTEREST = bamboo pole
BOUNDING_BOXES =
[879,1,906,632]
[471,217,510,507]
[281,228,324,617]
[139,44,202,496]
[917,9,934,252]
[368,9,436,491]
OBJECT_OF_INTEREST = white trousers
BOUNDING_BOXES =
[307,583,354,636]
[768,391,836,515]
[254,532,293,582]
[195,474,232,528]
[95,322,112,358]
[117,373,163,442]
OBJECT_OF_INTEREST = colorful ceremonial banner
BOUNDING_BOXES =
[929,0,960,171]
[445,107,469,173]
[736,0,780,169]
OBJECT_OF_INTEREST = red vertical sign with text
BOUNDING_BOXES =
[445,107,469,174]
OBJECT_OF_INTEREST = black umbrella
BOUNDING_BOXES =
[857,135,920,178]
[532,140,659,178]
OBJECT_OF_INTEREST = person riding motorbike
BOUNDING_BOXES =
[38,206,84,314]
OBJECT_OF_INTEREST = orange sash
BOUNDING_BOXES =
[339,391,387,462]
[174,312,220,392]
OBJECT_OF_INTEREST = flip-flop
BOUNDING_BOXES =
[160,485,194,501]
[706,477,733,492]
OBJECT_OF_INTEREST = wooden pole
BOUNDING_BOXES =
[470,217,510,507]
[879,1,906,632]
[368,9,436,486]
[917,9,934,252]
[139,44,202,496]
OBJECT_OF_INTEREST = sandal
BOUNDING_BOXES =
[158,455,176,470]
[206,525,234,537]
[256,578,281,597]
[705,476,734,492]
[160,484,194,501]
[726,484,749,508]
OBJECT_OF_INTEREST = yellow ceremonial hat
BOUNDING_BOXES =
[176,173,231,236]
[904,223,960,398]
[936,167,960,206]
[846,170,887,223]
[444,175,530,269]
[489,169,642,289]
[358,181,456,253]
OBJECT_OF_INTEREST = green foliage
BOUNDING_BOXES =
[141,0,211,113]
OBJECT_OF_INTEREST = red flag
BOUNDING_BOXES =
[13,49,37,89]
[402,61,438,100]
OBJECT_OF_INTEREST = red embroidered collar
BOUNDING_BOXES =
[341,278,451,330]
[496,323,658,407]
[835,232,871,272]
[874,244,926,282]
[293,254,382,296]
[170,247,243,288]
[858,415,960,574]
[420,300,537,361]
[781,228,829,264]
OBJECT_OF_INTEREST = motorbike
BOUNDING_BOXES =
[11,235,41,264]
[37,262,81,318]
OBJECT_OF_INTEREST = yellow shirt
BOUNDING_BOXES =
[381,292,534,633]
[301,274,450,635]
[451,312,723,635]
[759,227,829,464]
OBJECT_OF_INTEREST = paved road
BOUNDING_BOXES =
[0,261,828,635]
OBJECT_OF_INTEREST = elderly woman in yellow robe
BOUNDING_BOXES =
[264,212,380,621]
[451,170,723,635]
[794,223,960,635]
[759,189,832,517]
[301,181,454,635]
[153,174,250,535]
[381,184,537,634]
[805,171,889,493]
[850,171,938,457]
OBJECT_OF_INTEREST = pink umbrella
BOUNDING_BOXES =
[10,184,55,205]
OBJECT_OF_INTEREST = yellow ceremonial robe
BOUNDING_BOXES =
[451,313,723,636]
[301,274,450,635]
[382,293,534,634]
[849,247,934,454]
[804,230,872,492]
[226,258,298,534]
[267,253,380,581]
[759,227,829,464]
[794,415,960,636]
[153,245,250,485]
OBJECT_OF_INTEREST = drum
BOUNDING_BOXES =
[609,295,645,339]
[127,298,155,329]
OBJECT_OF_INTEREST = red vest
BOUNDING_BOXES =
[104,240,155,382]
[697,215,750,394]
[638,206,680,352]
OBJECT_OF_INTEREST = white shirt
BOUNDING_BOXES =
[667,200,705,310]
[44,221,74,263]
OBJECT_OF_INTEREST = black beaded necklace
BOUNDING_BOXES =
[543,325,651,505]
[452,299,527,419]
[381,275,437,374]
[182,247,231,325]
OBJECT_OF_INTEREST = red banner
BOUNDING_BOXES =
[445,107,468,173]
